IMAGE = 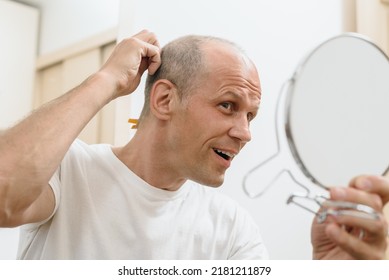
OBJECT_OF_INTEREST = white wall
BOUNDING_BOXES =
[0,0,39,259]
[118,0,343,259]
[15,0,120,55]
[0,0,38,129]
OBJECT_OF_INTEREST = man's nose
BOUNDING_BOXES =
[228,117,252,143]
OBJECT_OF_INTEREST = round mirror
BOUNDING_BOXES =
[286,34,389,188]
[243,33,389,198]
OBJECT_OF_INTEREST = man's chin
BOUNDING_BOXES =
[192,175,225,187]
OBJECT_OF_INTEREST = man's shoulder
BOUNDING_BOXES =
[64,139,112,160]
[68,138,110,152]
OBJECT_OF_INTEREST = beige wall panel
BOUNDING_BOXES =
[36,63,64,106]
[356,0,389,55]
[384,0,389,60]
[62,49,101,92]
[63,49,101,144]
[342,0,357,32]
[35,40,118,144]
[102,42,116,63]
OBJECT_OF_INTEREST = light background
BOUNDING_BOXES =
[1,0,346,259]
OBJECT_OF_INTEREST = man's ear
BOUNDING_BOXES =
[149,79,177,121]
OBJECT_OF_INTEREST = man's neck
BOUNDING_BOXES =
[111,128,186,191]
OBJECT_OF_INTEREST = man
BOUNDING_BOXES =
[0,30,388,259]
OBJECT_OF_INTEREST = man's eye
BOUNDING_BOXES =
[220,102,233,110]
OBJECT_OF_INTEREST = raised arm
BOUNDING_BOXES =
[0,30,161,227]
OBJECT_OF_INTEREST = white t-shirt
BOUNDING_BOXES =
[17,140,269,259]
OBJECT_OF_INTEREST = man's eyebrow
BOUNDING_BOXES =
[217,91,243,99]
[219,91,261,105]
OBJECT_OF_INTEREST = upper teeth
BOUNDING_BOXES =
[215,149,235,158]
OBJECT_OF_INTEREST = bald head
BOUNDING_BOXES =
[139,35,252,123]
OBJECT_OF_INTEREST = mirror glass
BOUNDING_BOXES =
[286,34,389,188]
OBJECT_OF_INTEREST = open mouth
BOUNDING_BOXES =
[213,148,235,161]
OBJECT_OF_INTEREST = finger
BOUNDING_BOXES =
[330,211,388,239]
[121,31,161,75]
[349,175,389,205]
[330,187,383,211]
[133,29,160,48]
[325,223,386,259]
[139,42,161,75]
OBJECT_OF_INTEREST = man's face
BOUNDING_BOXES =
[168,43,261,187]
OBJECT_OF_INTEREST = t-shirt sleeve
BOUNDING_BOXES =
[228,206,269,260]
[20,165,61,232]
[47,165,61,220]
